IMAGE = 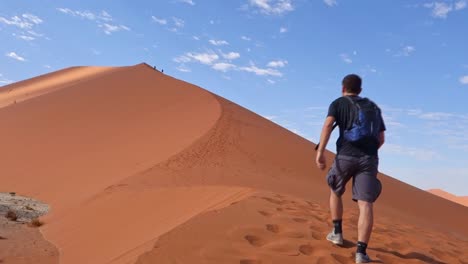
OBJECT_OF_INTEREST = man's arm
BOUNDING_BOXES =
[316,116,335,170]
[378,131,385,149]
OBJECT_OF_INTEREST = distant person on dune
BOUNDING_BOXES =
[315,74,386,263]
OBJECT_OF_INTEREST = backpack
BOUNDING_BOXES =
[343,96,382,142]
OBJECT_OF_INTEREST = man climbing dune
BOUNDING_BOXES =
[315,74,386,263]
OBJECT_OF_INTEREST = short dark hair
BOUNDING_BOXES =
[342,74,362,94]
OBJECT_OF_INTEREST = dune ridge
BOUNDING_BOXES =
[428,189,468,207]
[0,63,467,264]
[0,66,118,108]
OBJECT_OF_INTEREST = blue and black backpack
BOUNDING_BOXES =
[315,96,382,151]
[343,96,382,142]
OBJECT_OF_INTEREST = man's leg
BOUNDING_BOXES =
[330,189,343,220]
[326,189,344,245]
[355,200,373,262]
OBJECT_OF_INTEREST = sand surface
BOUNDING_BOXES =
[0,63,467,264]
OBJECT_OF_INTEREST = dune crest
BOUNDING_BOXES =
[0,66,117,108]
[428,189,468,207]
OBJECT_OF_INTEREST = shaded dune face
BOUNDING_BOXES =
[0,63,467,264]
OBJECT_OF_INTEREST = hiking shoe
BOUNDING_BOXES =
[355,252,371,263]
[326,229,343,245]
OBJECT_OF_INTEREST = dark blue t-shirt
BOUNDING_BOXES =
[327,95,386,157]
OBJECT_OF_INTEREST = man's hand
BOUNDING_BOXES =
[316,151,327,170]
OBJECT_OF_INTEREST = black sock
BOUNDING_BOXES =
[332,219,342,234]
[357,241,368,255]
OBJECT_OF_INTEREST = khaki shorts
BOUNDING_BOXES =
[326,155,382,203]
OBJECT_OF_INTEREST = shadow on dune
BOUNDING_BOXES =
[371,248,447,264]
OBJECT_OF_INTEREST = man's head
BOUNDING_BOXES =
[342,74,362,95]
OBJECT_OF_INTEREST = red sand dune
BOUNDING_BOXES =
[1,63,467,264]
[428,189,468,207]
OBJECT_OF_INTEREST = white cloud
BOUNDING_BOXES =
[340,53,352,64]
[455,0,467,10]
[173,55,192,63]
[187,52,219,65]
[0,13,43,29]
[382,144,440,161]
[6,52,26,62]
[0,74,13,85]
[240,63,282,77]
[209,39,229,46]
[176,65,191,72]
[267,79,276,84]
[14,34,35,41]
[172,17,185,28]
[178,0,195,5]
[151,16,167,25]
[395,45,416,57]
[57,8,128,34]
[44,65,51,69]
[99,23,130,35]
[193,36,200,40]
[222,52,241,60]
[248,0,294,15]
[324,0,338,7]
[280,27,288,33]
[241,36,251,41]
[460,75,468,84]
[424,1,466,18]
[267,60,288,68]
[212,63,236,72]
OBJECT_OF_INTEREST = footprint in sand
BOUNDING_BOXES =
[261,197,288,205]
[244,235,266,247]
[265,224,280,233]
[298,244,314,255]
[292,217,308,223]
[310,231,322,240]
[257,210,273,217]
[240,259,262,264]
[331,253,351,263]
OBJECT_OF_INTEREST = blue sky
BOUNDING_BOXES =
[1,0,467,195]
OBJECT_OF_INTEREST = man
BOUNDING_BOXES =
[315,74,385,263]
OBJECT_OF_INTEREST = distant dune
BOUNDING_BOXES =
[1,63,467,264]
[428,189,468,207]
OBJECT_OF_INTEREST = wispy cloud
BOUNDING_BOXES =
[459,75,468,84]
[240,63,283,77]
[151,16,167,25]
[57,8,129,35]
[209,39,229,46]
[280,27,288,33]
[340,53,352,64]
[221,52,241,60]
[424,1,466,18]
[241,36,252,41]
[267,60,288,68]
[212,62,236,72]
[395,45,416,57]
[178,0,195,5]
[99,23,130,35]
[187,52,219,65]
[247,0,294,15]
[0,13,42,29]
[0,13,44,40]
[5,52,26,62]
[382,144,440,161]
[172,17,185,28]
[0,74,14,85]
[324,0,338,7]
